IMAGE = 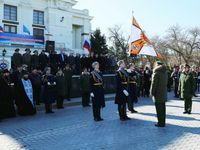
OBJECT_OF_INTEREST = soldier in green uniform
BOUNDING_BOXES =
[55,69,66,109]
[150,61,168,127]
[80,68,91,107]
[64,64,73,101]
[178,64,194,114]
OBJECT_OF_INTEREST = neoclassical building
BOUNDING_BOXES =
[0,0,92,59]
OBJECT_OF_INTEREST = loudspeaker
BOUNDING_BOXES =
[45,40,55,52]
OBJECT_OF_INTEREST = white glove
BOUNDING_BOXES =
[47,82,51,85]
[53,82,56,85]
[123,90,129,96]
[90,93,94,97]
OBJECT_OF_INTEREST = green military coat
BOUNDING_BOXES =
[150,65,168,103]
[178,72,194,99]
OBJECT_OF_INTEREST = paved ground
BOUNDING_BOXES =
[0,92,200,150]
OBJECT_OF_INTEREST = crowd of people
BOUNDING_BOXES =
[0,48,199,126]
[11,48,117,75]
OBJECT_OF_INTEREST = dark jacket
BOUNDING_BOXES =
[55,75,66,97]
[12,53,22,69]
[150,65,168,103]
[115,69,129,105]
[80,73,90,93]
[22,53,31,67]
[90,70,105,108]
[42,75,56,104]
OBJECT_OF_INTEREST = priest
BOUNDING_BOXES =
[0,69,16,120]
[15,70,36,116]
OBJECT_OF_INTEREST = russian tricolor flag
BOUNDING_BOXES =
[83,40,91,55]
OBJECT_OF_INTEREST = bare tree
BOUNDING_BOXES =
[164,25,200,64]
[108,25,129,62]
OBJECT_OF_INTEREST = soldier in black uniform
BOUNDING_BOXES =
[42,67,56,113]
[115,60,131,121]
[127,63,138,113]
[171,66,180,98]
[90,61,105,121]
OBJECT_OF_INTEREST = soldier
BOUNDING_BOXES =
[178,64,194,114]
[171,66,180,98]
[127,63,138,113]
[64,64,73,101]
[115,60,131,121]
[143,66,152,97]
[22,48,32,71]
[150,61,168,127]
[31,50,40,70]
[12,48,22,70]
[42,67,56,113]
[90,61,105,121]
[55,69,65,109]
[39,50,49,71]
[80,68,91,107]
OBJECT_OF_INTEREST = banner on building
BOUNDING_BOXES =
[0,32,44,48]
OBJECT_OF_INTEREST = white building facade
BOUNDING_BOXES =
[0,0,92,58]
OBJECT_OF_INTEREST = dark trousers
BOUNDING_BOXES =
[92,106,101,120]
[155,102,166,126]
[65,86,71,100]
[56,96,64,108]
[184,98,192,113]
[174,82,179,97]
[33,88,41,105]
[82,93,90,106]
[127,100,134,111]
[45,103,53,112]
[118,103,127,119]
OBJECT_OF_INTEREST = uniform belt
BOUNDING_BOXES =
[129,81,136,84]
[121,82,128,85]
[93,83,103,86]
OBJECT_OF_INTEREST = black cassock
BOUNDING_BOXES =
[0,77,16,119]
[15,79,36,116]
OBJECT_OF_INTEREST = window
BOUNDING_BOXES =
[4,4,17,21]
[4,24,17,34]
[33,28,44,36]
[33,10,44,25]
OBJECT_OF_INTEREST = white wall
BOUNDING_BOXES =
[0,0,92,56]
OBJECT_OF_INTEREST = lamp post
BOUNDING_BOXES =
[2,49,7,58]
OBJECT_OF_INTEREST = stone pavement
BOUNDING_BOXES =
[0,92,200,150]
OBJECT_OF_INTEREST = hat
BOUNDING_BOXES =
[117,60,125,67]
[25,48,30,52]
[33,50,38,54]
[3,69,10,74]
[183,64,190,68]
[15,48,20,52]
[156,61,163,65]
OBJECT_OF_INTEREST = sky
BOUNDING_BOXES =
[74,0,199,38]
